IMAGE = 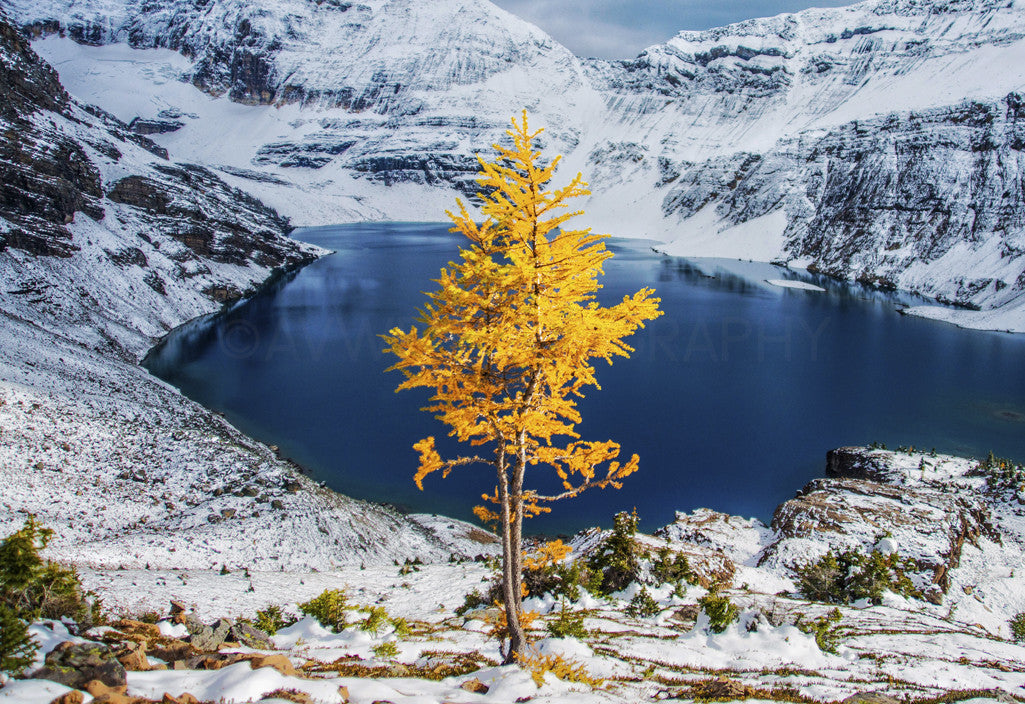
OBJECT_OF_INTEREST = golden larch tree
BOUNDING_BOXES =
[383,112,662,661]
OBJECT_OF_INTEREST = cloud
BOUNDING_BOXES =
[490,0,860,59]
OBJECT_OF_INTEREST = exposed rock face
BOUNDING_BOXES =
[825,446,900,482]
[664,96,1025,313]
[0,16,100,256]
[107,163,294,268]
[127,117,184,135]
[759,447,1002,597]
[0,8,319,339]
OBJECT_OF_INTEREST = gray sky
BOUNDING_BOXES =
[490,0,860,59]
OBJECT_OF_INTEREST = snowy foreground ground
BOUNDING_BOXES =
[3,445,1025,702]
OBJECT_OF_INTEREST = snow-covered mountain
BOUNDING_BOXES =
[9,0,1025,330]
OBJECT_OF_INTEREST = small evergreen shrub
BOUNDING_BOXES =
[0,516,102,627]
[546,602,588,639]
[0,602,37,675]
[1010,612,1025,642]
[251,604,298,635]
[299,588,349,632]
[398,557,422,575]
[372,640,399,658]
[796,548,921,605]
[977,452,1025,496]
[625,586,660,618]
[651,547,696,589]
[390,616,411,637]
[358,606,390,633]
[698,584,739,633]
[796,608,843,653]
[455,589,489,616]
[587,510,644,595]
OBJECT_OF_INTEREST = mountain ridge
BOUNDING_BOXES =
[10,0,1025,330]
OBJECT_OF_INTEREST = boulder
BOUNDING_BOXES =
[460,678,489,693]
[183,615,231,651]
[229,621,274,649]
[249,654,297,677]
[162,695,201,704]
[48,692,84,704]
[83,680,127,697]
[116,641,150,671]
[34,641,127,689]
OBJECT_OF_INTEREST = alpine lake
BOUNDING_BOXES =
[144,223,1025,535]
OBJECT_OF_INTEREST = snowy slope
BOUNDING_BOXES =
[0,9,491,570]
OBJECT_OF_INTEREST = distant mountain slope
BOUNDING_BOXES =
[7,0,1025,330]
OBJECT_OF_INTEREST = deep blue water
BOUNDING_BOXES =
[145,223,1025,534]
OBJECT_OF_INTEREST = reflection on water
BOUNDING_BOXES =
[145,222,1025,534]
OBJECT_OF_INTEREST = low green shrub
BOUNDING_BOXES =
[796,608,843,653]
[358,606,390,633]
[0,516,102,627]
[796,548,921,605]
[698,584,738,633]
[372,640,399,658]
[1010,612,1025,642]
[299,588,349,633]
[625,586,660,618]
[546,602,588,639]
[455,589,489,616]
[251,604,298,635]
[0,602,37,675]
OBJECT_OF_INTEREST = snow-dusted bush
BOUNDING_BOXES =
[698,584,739,633]
[625,586,660,618]
[1010,612,1025,642]
[546,603,588,639]
[587,511,643,595]
[796,548,920,605]
[796,608,843,653]
[299,588,349,633]
[250,604,298,635]
[0,603,36,675]
[0,516,101,627]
